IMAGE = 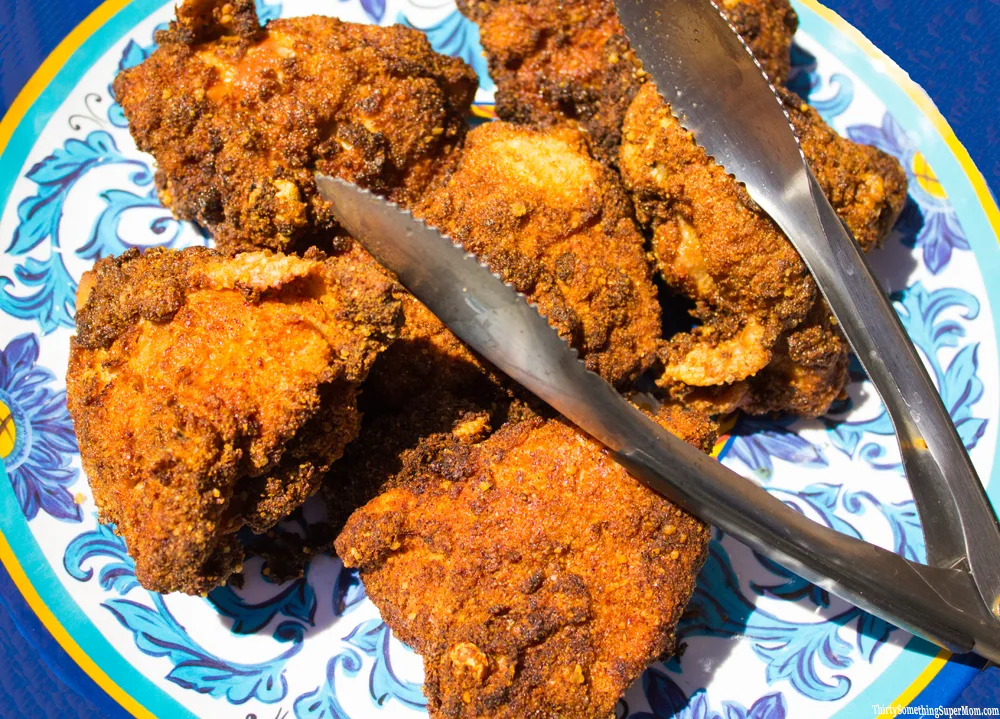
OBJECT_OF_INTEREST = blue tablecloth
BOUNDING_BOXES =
[0,0,997,716]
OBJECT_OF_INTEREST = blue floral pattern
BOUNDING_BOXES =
[677,523,902,701]
[0,131,201,334]
[827,282,987,471]
[294,652,364,719]
[634,669,786,719]
[788,44,855,119]
[209,568,318,635]
[792,41,969,275]
[64,520,422,713]
[66,524,305,704]
[727,414,828,480]
[342,619,426,709]
[0,334,81,522]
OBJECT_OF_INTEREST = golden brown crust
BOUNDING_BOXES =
[459,0,796,166]
[741,300,849,417]
[781,88,908,252]
[363,290,501,411]
[113,3,478,253]
[336,406,714,718]
[246,392,535,584]
[463,0,904,419]
[718,0,798,85]
[322,391,516,543]
[160,0,262,45]
[416,122,662,386]
[465,0,643,166]
[66,246,401,594]
[369,122,663,401]
[621,83,816,386]
[621,83,907,417]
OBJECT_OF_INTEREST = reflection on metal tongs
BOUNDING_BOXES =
[316,6,1000,659]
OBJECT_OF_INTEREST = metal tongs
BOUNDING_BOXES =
[314,0,1000,662]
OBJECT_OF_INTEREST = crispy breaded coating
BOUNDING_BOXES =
[620,83,907,416]
[462,0,641,166]
[113,0,478,253]
[678,302,849,419]
[66,246,400,594]
[622,83,816,387]
[336,404,714,718]
[782,88,908,252]
[164,0,261,43]
[719,0,799,85]
[363,290,500,411]
[322,391,520,541]
[459,0,796,165]
[417,122,662,386]
[239,392,517,584]
[742,300,849,417]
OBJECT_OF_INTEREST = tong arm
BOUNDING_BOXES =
[752,166,1000,622]
[318,175,1000,663]
[537,358,1000,661]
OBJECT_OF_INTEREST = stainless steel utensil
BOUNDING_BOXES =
[614,0,1000,645]
[612,0,1000,615]
[316,175,1000,661]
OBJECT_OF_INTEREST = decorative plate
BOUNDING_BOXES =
[1,0,998,717]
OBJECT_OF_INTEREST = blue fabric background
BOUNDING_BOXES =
[0,0,997,716]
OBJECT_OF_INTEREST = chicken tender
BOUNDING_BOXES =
[336,404,715,718]
[66,245,401,594]
[742,300,849,417]
[622,83,816,387]
[620,83,907,415]
[417,122,662,386]
[459,0,796,165]
[113,0,478,253]
[785,88,908,252]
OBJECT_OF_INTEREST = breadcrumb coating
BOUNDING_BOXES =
[362,288,501,411]
[459,0,797,165]
[113,0,478,253]
[621,83,815,386]
[336,403,715,718]
[66,245,400,594]
[620,83,906,416]
[416,122,662,386]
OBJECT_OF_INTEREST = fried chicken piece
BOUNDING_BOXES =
[416,122,662,386]
[784,89,908,252]
[337,403,715,718]
[235,391,517,583]
[322,390,523,543]
[620,83,907,415]
[622,83,816,387]
[462,0,641,166]
[362,290,501,411]
[66,245,401,594]
[113,0,478,253]
[460,0,796,165]
[741,300,849,417]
